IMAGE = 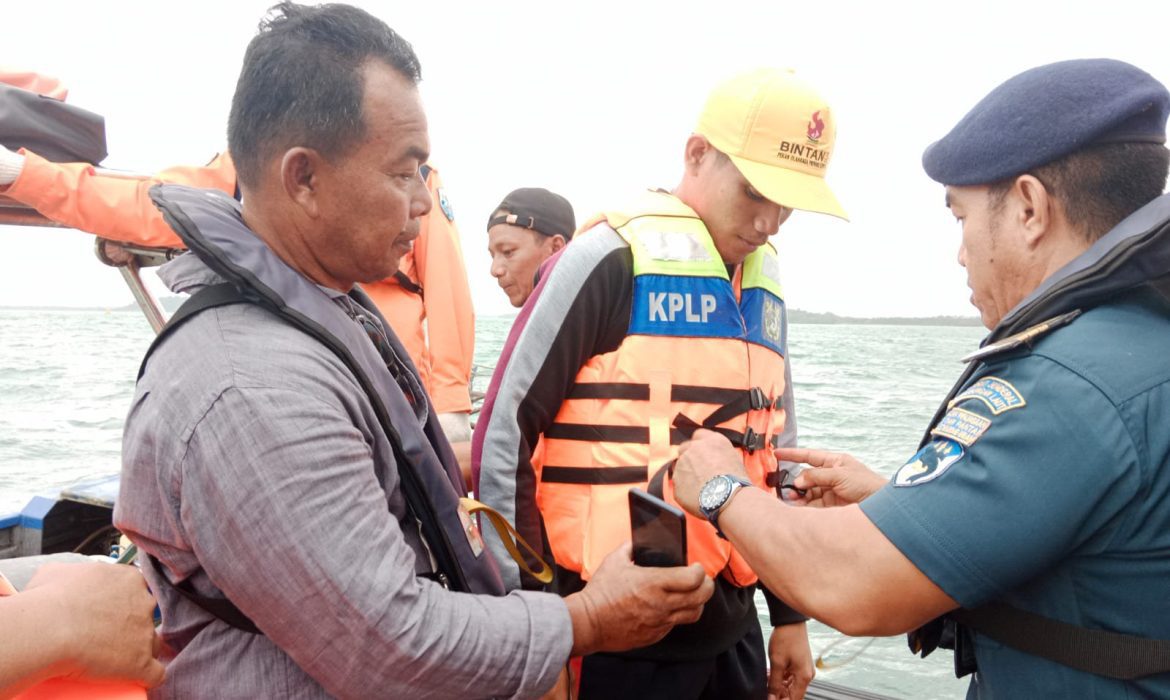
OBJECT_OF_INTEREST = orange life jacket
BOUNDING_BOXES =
[534,191,788,585]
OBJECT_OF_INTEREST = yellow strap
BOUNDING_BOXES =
[460,497,554,585]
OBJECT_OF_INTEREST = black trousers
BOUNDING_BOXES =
[577,617,767,700]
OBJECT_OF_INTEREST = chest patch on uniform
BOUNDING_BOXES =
[894,438,964,487]
[949,376,1026,415]
[931,407,991,447]
[438,188,455,222]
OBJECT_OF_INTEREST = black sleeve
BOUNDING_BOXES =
[761,584,809,626]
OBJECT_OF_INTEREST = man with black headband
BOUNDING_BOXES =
[486,187,576,307]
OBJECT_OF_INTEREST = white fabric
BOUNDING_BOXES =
[0,146,25,186]
[437,411,471,442]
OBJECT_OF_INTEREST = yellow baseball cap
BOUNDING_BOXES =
[696,68,847,220]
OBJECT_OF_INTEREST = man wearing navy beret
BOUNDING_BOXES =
[671,58,1170,697]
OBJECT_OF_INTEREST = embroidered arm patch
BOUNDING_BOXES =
[894,438,965,487]
[931,407,992,447]
[948,376,1026,415]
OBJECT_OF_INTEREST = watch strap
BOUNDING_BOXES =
[706,474,752,538]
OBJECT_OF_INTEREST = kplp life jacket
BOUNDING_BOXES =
[535,191,786,584]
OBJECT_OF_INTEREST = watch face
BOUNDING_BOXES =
[700,476,732,511]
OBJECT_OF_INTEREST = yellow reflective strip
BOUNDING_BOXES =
[621,220,726,278]
[741,245,784,299]
[460,498,554,584]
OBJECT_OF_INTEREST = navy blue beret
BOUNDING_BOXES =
[923,58,1170,185]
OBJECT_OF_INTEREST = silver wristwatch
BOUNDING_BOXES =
[698,474,753,538]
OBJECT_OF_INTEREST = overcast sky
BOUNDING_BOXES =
[2,0,1167,317]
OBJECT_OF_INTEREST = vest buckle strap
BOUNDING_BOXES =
[739,427,765,454]
[749,387,769,411]
[698,387,775,428]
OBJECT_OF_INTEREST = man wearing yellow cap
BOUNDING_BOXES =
[474,68,847,700]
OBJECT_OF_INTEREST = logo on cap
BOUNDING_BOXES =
[807,111,824,143]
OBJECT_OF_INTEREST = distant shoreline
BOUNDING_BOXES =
[2,300,983,327]
[786,309,983,327]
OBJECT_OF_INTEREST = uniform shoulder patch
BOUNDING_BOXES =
[931,406,992,446]
[894,439,965,487]
[438,188,455,222]
[949,376,1026,415]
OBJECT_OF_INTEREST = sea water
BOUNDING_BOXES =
[0,308,984,698]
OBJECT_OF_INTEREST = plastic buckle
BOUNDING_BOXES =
[749,387,768,411]
[742,427,763,454]
[774,469,807,498]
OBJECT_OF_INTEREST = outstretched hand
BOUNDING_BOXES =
[566,542,714,656]
[775,448,887,507]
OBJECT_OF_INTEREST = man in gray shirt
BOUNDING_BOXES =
[114,3,712,698]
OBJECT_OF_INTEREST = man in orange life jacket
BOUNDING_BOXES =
[474,68,849,700]
[0,138,476,472]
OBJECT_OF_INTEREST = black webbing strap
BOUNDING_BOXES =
[137,282,250,381]
[139,283,263,634]
[566,382,767,406]
[392,270,423,295]
[952,603,1170,680]
[647,460,674,499]
[540,465,648,485]
[700,387,772,427]
[569,383,649,400]
[147,554,261,634]
[138,283,465,635]
[545,423,650,443]
[671,413,766,453]
[545,420,755,448]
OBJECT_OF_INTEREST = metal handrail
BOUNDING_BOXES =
[1,195,179,336]
[93,238,184,335]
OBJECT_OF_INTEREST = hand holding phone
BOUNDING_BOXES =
[629,488,687,567]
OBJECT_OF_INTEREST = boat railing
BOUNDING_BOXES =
[468,362,495,428]
[1,193,178,335]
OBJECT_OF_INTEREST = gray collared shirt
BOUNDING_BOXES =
[115,253,570,699]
